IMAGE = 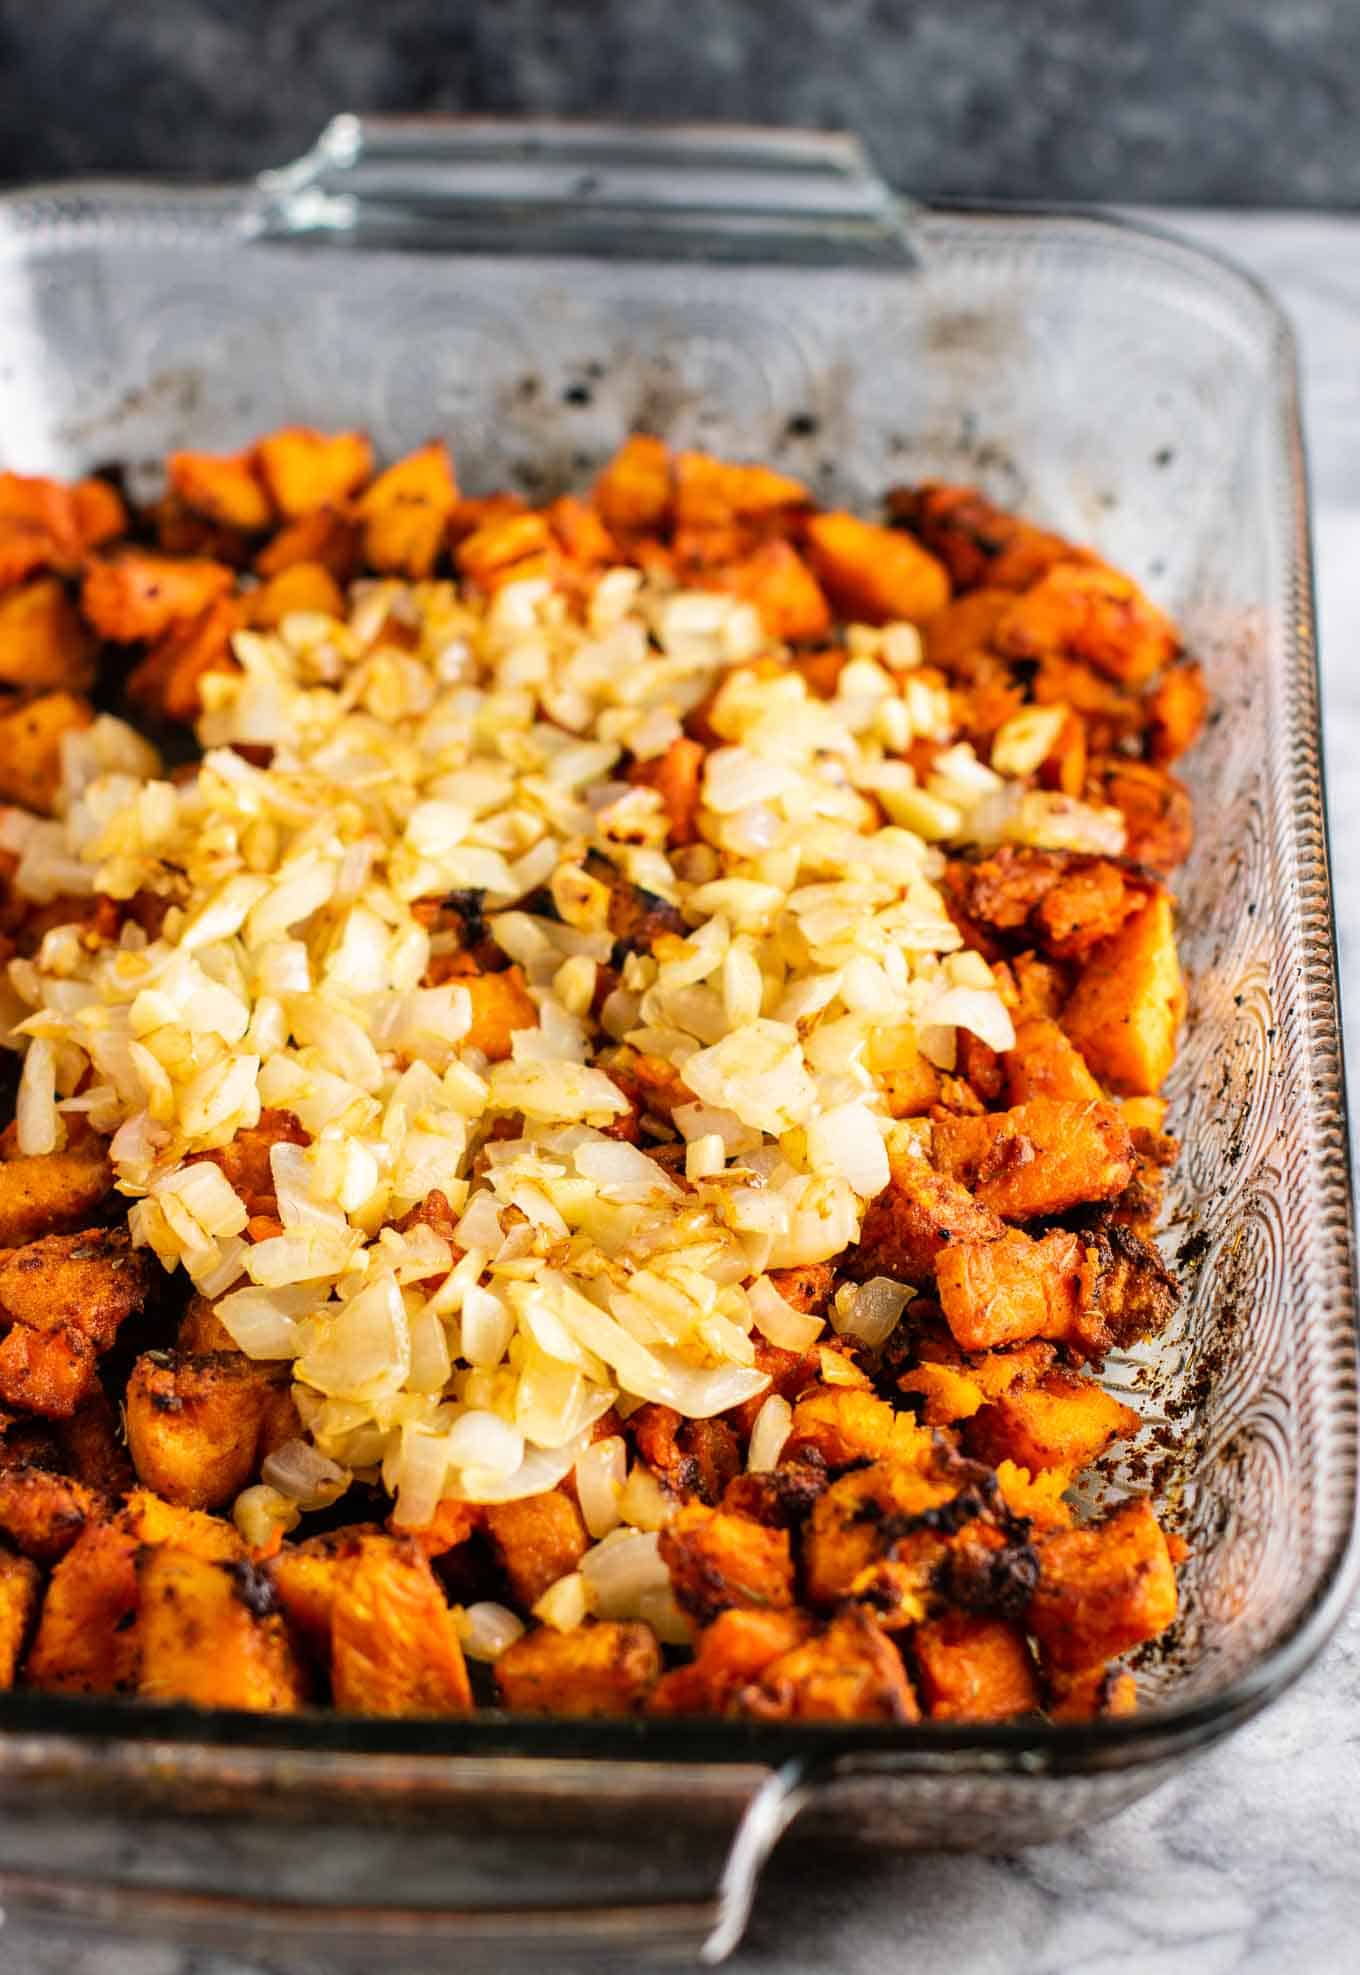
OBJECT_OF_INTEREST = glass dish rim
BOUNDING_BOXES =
[0,156,1353,1787]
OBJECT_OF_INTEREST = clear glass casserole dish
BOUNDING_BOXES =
[0,116,1354,1967]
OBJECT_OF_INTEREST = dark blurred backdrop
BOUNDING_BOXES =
[1,0,1357,201]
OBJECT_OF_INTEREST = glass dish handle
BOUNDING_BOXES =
[248,113,920,264]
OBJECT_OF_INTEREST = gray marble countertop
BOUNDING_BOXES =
[2,209,1359,1975]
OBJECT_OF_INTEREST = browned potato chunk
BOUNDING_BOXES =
[0,1141,112,1248]
[246,560,345,628]
[127,596,243,725]
[0,1324,97,1418]
[25,1520,140,1693]
[137,1546,305,1712]
[58,1388,134,1495]
[802,1460,959,1610]
[329,1534,472,1716]
[0,1226,151,1350]
[1090,759,1194,874]
[82,553,234,643]
[648,1608,814,1715]
[356,441,459,578]
[783,1387,932,1471]
[119,1487,245,1561]
[0,577,95,691]
[913,1612,1040,1720]
[0,1548,40,1686]
[0,1465,100,1561]
[255,506,360,581]
[628,735,705,847]
[851,1150,1004,1281]
[965,1369,1139,1473]
[125,1352,289,1510]
[1027,1498,1178,1673]
[737,1608,919,1721]
[255,427,373,519]
[593,435,672,536]
[1003,1015,1103,1104]
[1063,893,1186,1097]
[887,484,1079,593]
[657,1505,795,1625]
[931,1097,1134,1220]
[462,966,538,1060]
[719,539,831,642]
[495,1619,661,1716]
[995,562,1179,687]
[936,1227,1098,1353]
[804,511,950,625]
[0,690,93,813]
[485,1490,588,1610]
[168,449,274,532]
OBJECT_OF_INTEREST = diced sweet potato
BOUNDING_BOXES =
[658,1504,795,1625]
[1027,1497,1178,1673]
[176,1295,239,1355]
[137,1547,304,1712]
[547,495,617,568]
[593,435,672,536]
[868,1032,943,1119]
[269,1526,364,1662]
[992,1458,1073,1529]
[58,1388,134,1495]
[995,562,1179,687]
[718,539,830,642]
[462,966,538,1060]
[1146,660,1208,766]
[1062,893,1186,1097]
[71,478,128,549]
[0,577,95,692]
[783,1387,933,1471]
[1083,1216,1180,1352]
[496,1618,661,1716]
[82,553,234,643]
[330,1534,472,1716]
[1049,1662,1138,1719]
[802,1460,959,1609]
[192,1108,308,1218]
[1090,759,1194,874]
[0,1226,151,1350]
[931,1097,1134,1220]
[247,561,345,628]
[0,1141,112,1248]
[168,449,274,532]
[965,1369,1139,1473]
[738,1607,918,1721]
[804,511,950,625]
[485,1490,588,1610]
[127,596,244,725]
[1004,1015,1103,1104]
[357,441,459,578]
[120,1487,244,1561]
[887,485,1080,593]
[0,690,93,813]
[648,1607,813,1715]
[125,1351,289,1510]
[922,589,1014,672]
[936,1226,1099,1353]
[851,1149,1004,1280]
[255,427,373,519]
[255,507,361,581]
[25,1519,140,1693]
[0,1465,100,1561]
[455,510,556,588]
[0,1548,40,1686]
[628,735,705,847]
[896,1358,987,1426]
[396,1495,482,1559]
[0,1322,97,1418]
[913,1612,1041,1720]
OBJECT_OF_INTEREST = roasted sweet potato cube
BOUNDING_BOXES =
[395,1495,482,1558]
[995,562,1179,687]
[867,1032,942,1119]
[547,494,616,568]
[255,507,361,581]
[922,589,1013,672]
[168,449,274,532]
[673,452,808,528]
[127,596,244,725]
[247,561,345,628]
[1004,1015,1103,1104]
[719,539,830,643]
[783,1387,933,1471]
[71,478,128,549]
[658,1505,794,1625]
[0,1548,40,1686]
[82,553,234,643]
[495,1618,661,1716]
[965,1369,1139,1473]
[738,1607,919,1722]
[268,1526,366,1662]
[255,427,373,519]
[192,1108,308,1218]
[1049,1662,1138,1719]
[0,1141,112,1247]
[1147,660,1208,766]
[0,1322,96,1417]
[0,690,93,813]
[1063,893,1186,1097]
[1028,1498,1178,1673]
[992,1458,1073,1529]
[25,1519,140,1693]
[1091,759,1194,875]
[0,473,81,547]
[0,1226,151,1351]
[852,1148,1004,1279]
[120,1487,245,1561]
[936,1227,1098,1353]
[887,485,1079,593]
[593,435,672,536]
[356,441,458,578]
[804,511,950,625]
[58,1388,134,1495]
[137,1546,305,1712]
[0,521,70,590]
[896,1358,987,1426]
[648,1607,813,1715]
[628,735,705,846]
[0,577,95,692]
[485,1490,588,1610]
[462,965,538,1060]
[329,1534,472,1716]
[931,1097,1134,1220]
[176,1294,239,1355]
[913,1612,1040,1720]
[125,1351,287,1510]
[803,1461,959,1609]
[0,1465,100,1561]
[455,510,556,588]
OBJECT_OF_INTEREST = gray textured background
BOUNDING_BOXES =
[1,0,1359,200]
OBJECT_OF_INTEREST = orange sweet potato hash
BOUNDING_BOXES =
[0,431,1204,1723]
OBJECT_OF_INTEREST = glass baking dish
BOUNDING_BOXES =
[0,117,1354,1967]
